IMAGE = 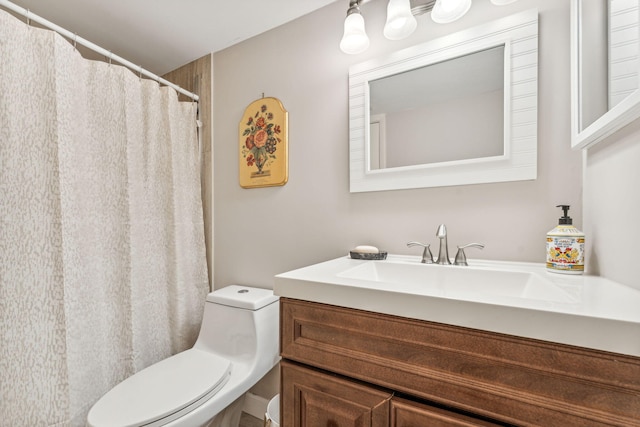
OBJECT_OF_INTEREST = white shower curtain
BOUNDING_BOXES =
[0,9,209,426]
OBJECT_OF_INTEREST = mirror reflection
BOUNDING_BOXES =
[369,46,505,170]
[607,0,639,108]
[572,0,640,148]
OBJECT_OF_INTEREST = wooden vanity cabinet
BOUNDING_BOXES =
[280,298,640,427]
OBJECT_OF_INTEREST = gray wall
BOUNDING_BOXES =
[213,0,583,290]
[584,119,640,291]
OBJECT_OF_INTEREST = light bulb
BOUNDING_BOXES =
[340,12,370,54]
[383,0,417,40]
[431,0,472,24]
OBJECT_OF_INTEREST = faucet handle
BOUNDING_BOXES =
[407,241,434,264]
[454,243,485,266]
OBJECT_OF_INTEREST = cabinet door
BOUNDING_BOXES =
[391,398,505,427]
[281,360,392,427]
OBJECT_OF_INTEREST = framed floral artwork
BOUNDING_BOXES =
[239,97,288,188]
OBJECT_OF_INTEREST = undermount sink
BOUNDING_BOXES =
[274,254,640,357]
[336,258,577,304]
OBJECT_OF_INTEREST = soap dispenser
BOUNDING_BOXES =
[546,205,585,274]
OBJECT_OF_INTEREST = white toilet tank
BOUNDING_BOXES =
[193,285,280,362]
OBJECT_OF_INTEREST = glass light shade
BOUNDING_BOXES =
[490,0,516,4]
[431,0,472,24]
[340,12,370,54]
[383,0,417,40]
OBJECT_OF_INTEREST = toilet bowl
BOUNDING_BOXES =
[86,285,280,427]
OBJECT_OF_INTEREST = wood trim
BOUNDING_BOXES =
[281,298,640,426]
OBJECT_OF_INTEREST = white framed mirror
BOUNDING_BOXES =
[348,9,539,193]
[571,0,640,150]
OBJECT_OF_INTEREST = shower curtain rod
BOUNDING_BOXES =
[0,0,199,102]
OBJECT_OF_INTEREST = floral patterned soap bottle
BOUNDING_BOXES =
[546,205,585,274]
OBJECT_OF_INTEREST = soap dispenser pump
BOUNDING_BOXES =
[546,205,585,274]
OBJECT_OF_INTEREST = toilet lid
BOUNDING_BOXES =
[87,349,232,427]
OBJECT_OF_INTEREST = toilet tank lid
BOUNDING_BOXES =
[207,285,279,310]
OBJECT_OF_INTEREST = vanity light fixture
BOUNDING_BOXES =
[340,0,370,55]
[340,0,517,54]
[431,0,472,24]
[383,0,418,40]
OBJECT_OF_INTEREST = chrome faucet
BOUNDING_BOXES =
[407,224,484,266]
[435,224,451,265]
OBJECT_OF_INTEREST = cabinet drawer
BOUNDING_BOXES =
[391,397,502,427]
[281,298,640,426]
[281,360,392,427]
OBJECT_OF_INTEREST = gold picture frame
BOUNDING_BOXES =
[239,97,289,188]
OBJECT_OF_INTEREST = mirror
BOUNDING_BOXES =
[571,0,640,149]
[369,46,505,170]
[348,10,539,192]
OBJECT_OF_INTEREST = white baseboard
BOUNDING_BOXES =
[243,392,269,419]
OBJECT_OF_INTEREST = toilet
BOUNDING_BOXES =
[87,285,280,427]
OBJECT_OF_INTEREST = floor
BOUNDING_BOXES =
[240,412,264,427]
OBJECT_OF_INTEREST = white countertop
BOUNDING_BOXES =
[274,254,640,357]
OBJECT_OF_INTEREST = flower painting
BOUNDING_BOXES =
[239,97,288,188]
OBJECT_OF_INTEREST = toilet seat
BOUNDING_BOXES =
[87,348,232,427]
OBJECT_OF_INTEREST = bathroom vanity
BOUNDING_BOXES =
[274,255,640,426]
